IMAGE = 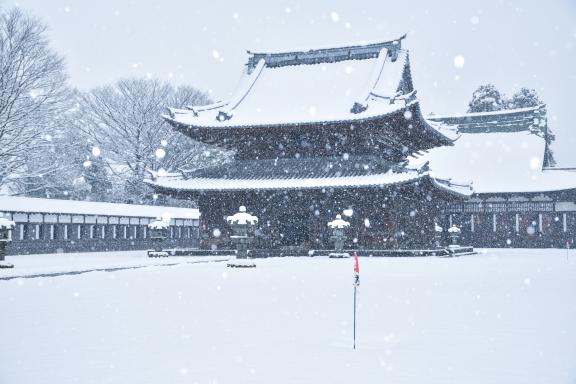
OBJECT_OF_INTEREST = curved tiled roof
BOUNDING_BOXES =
[146,155,472,196]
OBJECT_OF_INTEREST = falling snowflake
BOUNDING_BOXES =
[453,55,465,69]
[155,148,166,159]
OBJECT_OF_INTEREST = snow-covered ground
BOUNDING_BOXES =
[1,249,575,383]
[0,251,230,279]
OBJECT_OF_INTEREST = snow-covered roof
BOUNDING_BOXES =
[411,129,576,194]
[167,54,404,127]
[427,104,546,134]
[146,155,472,196]
[164,36,452,146]
[0,196,200,219]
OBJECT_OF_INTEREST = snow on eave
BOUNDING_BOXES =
[164,103,406,130]
[186,100,229,113]
[145,169,425,192]
[0,196,200,220]
[430,177,474,198]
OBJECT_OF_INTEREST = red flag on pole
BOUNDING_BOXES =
[354,252,360,287]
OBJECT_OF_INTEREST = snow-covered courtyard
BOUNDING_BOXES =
[1,249,575,383]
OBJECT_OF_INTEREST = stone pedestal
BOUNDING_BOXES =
[0,218,15,268]
[227,206,258,263]
[147,219,170,257]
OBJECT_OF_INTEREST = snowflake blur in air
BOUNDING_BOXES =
[470,16,480,25]
[83,160,91,168]
[155,148,166,160]
[161,140,168,147]
[91,146,101,157]
[330,11,340,22]
[453,55,465,68]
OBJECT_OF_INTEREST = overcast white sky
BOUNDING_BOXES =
[10,0,576,166]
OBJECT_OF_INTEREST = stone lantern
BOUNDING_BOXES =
[0,217,16,268]
[226,206,258,260]
[448,224,461,246]
[434,223,443,248]
[147,219,170,257]
[327,214,350,258]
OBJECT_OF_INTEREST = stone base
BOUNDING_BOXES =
[147,250,170,258]
[328,252,350,258]
[0,261,14,268]
[227,260,256,268]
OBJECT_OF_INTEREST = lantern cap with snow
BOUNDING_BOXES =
[448,224,461,247]
[147,218,169,255]
[148,219,170,230]
[448,224,461,233]
[327,214,350,229]
[226,205,259,226]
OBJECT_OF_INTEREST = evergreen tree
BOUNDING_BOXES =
[467,84,505,113]
[510,88,542,109]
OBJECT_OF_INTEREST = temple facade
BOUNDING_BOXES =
[148,36,576,249]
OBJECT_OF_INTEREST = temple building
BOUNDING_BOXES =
[423,105,576,247]
[148,36,576,250]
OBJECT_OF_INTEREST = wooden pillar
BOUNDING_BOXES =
[538,213,543,233]
[492,213,497,232]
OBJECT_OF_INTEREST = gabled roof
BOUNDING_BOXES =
[427,104,546,134]
[164,36,454,147]
[413,107,576,194]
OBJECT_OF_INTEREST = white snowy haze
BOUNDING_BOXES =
[13,0,576,166]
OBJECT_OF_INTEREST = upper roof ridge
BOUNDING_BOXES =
[246,34,406,70]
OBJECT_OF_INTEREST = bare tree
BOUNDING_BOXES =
[0,8,68,192]
[73,78,228,203]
